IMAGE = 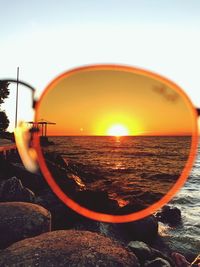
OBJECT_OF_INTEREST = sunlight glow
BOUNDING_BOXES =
[107,124,129,137]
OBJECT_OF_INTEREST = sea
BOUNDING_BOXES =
[43,136,200,255]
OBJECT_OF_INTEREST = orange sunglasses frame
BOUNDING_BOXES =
[31,64,199,223]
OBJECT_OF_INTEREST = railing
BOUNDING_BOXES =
[0,141,17,159]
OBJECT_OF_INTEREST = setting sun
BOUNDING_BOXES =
[37,68,194,137]
[107,124,129,137]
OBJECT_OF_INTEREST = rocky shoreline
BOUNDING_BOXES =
[0,152,194,266]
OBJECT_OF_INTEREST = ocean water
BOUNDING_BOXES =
[163,144,200,256]
[43,136,199,254]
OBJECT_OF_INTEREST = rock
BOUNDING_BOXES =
[0,202,51,249]
[115,215,158,243]
[36,189,111,232]
[11,164,48,195]
[0,230,140,267]
[144,257,172,267]
[115,200,146,213]
[0,155,16,179]
[128,241,153,262]
[127,241,175,267]
[43,153,119,214]
[0,176,36,203]
[36,188,85,230]
[75,189,119,213]
[155,205,182,226]
[149,235,173,257]
[45,158,81,195]
[0,154,47,195]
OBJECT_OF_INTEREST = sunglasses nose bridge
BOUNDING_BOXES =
[14,121,38,173]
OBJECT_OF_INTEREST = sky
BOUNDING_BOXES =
[37,67,195,136]
[0,0,200,131]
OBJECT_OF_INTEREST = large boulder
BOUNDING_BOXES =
[0,230,140,267]
[0,176,35,203]
[0,202,51,249]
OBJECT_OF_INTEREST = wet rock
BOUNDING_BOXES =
[0,230,140,267]
[115,215,158,243]
[0,202,51,249]
[149,235,175,262]
[144,257,172,267]
[75,189,119,213]
[127,241,175,266]
[36,189,109,232]
[128,241,153,262]
[44,152,67,169]
[36,188,83,230]
[115,200,146,214]
[44,153,119,214]
[156,205,182,226]
[45,158,81,196]
[0,176,35,203]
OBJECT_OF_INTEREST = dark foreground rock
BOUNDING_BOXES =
[155,205,182,226]
[75,189,119,213]
[0,155,46,195]
[36,188,85,230]
[0,230,140,267]
[0,202,51,249]
[144,257,171,267]
[111,215,159,243]
[0,176,35,203]
[128,241,175,267]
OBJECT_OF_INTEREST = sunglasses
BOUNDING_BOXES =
[1,64,199,223]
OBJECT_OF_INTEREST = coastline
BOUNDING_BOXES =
[0,151,197,266]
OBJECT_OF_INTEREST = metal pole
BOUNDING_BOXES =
[15,67,19,128]
[45,123,47,136]
[42,124,44,136]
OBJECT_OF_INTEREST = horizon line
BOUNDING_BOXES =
[41,134,195,137]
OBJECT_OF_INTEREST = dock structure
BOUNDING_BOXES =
[0,141,17,160]
[28,120,56,137]
[0,120,56,159]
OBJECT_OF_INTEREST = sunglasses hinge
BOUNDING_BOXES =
[33,99,37,109]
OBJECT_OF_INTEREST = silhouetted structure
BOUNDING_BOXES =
[28,120,56,146]
[28,121,56,137]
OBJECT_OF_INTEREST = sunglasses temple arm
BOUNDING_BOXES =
[0,79,36,108]
[0,79,38,172]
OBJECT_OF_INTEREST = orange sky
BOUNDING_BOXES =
[36,68,195,136]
